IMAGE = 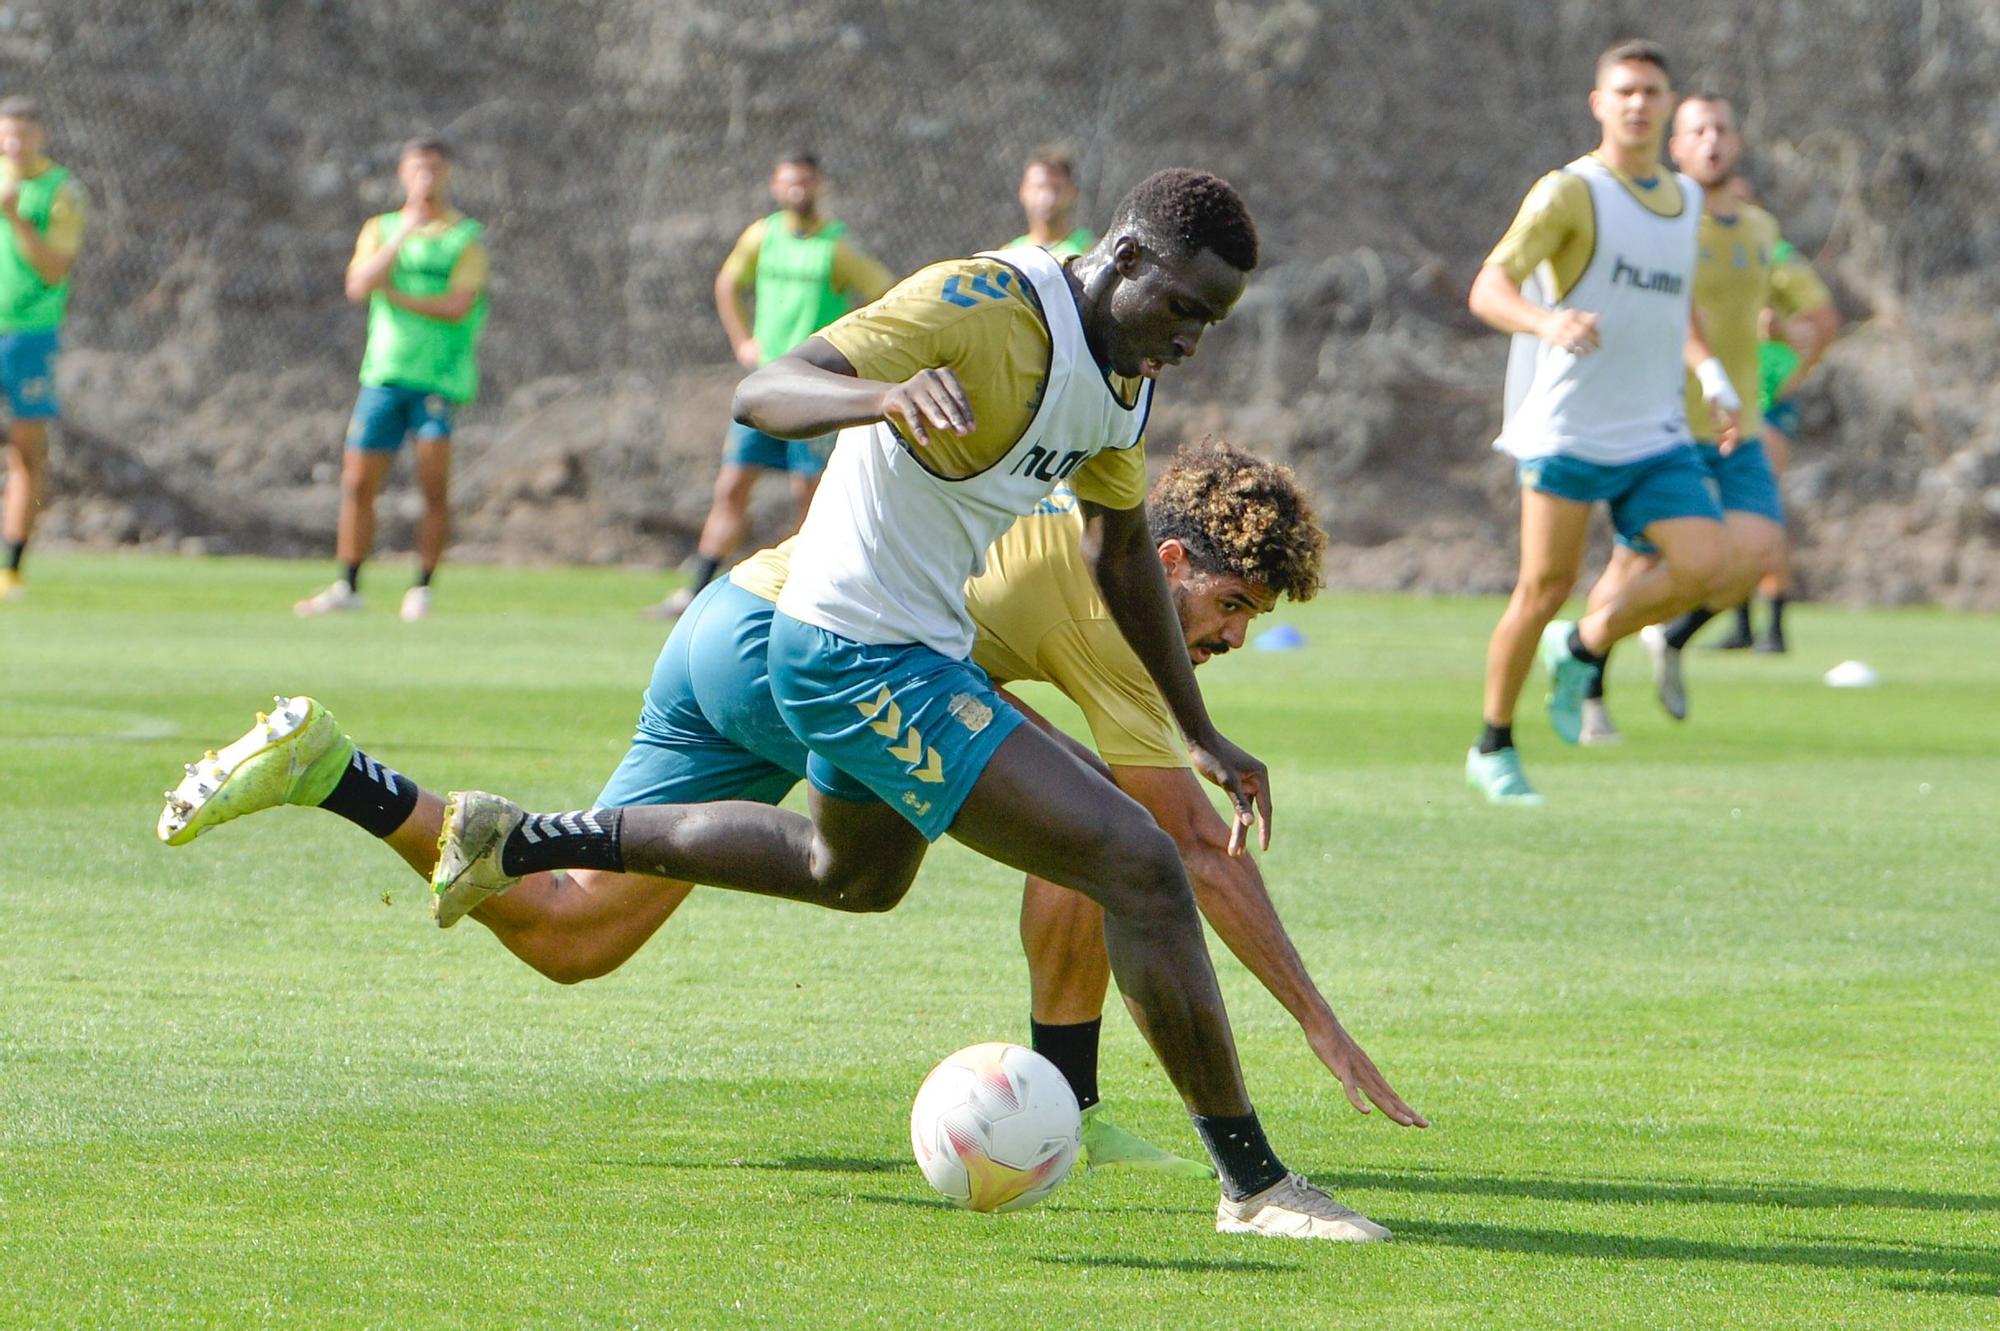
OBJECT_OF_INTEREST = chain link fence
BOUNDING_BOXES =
[5,0,1998,601]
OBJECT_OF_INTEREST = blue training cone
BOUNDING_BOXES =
[1254,623,1305,652]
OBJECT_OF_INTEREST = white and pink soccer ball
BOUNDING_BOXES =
[909,1042,1081,1213]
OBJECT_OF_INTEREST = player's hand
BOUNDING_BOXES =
[879,368,974,447]
[1305,1017,1428,1128]
[1186,729,1271,855]
[0,182,18,220]
[1712,404,1743,453]
[732,337,762,371]
[1537,308,1601,357]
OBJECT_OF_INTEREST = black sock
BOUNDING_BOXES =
[1565,625,1606,669]
[499,808,626,877]
[1733,600,1754,637]
[3,539,22,572]
[1477,722,1513,755]
[341,562,362,594]
[688,555,721,595]
[1664,607,1716,650]
[1585,653,1608,700]
[413,566,434,589]
[1029,1017,1102,1112]
[1190,1111,1288,1201]
[317,747,420,838]
[1767,595,1787,634]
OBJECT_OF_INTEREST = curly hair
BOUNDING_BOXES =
[1148,439,1324,602]
[1108,168,1259,272]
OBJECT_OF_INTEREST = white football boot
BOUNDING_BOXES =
[1217,1173,1392,1242]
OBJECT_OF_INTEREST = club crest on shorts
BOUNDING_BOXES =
[948,693,993,735]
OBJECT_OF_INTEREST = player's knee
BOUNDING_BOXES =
[1091,822,1195,924]
[1515,571,1572,620]
[813,850,918,914]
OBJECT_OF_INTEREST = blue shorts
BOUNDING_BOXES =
[0,328,60,421]
[1517,445,1723,550]
[346,383,456,453]
[723,421,834,476]
[766,611,1026,842]
[1764,398,1801,440]
[596,577,807,808]
[1697,439,1785,526]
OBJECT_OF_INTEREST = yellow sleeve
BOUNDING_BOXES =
[1067,439,1148,509]
[448,240,488,294]
[45,180,84,254]
[1485,171,1593,295]
[818,260,1003,383]
[1768,244,1831,319]
[1038,619,1186,768]
[349,217,383,269]
[831,239,895,304]
[719,219,765,291]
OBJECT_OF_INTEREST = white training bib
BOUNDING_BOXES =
[778,244,1153,658]
[1498,156,1702,465]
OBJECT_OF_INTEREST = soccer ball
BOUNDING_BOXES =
[909,1042,1081,1213]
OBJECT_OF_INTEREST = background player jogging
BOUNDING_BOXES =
[1463,39,1743,806]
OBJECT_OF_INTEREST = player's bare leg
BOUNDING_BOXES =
[1020,876,1215,1177]
[403,437,450,620]
[338,449,395,572]
[0,420,45,598]
[1469,488,1589,801]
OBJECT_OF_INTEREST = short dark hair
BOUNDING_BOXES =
[0,95,42,122]
[402,134,453,161]
[776,148,820,172]
[1107,168,1258,272]
[1024,146,1077,182]
[1597,39,1671,84]
[1149,439,1324,602]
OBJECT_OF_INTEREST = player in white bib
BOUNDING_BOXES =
[431,171,1421,1239]
[1465,39,1742,805]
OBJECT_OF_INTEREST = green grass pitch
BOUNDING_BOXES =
[2,554,1996,1329]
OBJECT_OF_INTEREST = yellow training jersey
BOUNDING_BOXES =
[731,496,1184,769]
[1486,155,1690,301]
[1682,204,1832,442]
[816,254,1148,507]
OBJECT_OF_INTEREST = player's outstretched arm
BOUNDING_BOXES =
[733,337,974,444]
[1117,763,1426,1128]
[1081,499,1269,853]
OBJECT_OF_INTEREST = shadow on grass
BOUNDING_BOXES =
[858,1193,966,1211]
[602,1154,908,1174]
[1037,1253,1298,1275]
[1320,1166,2000,1215]
[1392,1217,2000,1288]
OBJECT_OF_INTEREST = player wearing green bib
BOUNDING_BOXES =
[651,150,893,619]
[1010,148,1096,257]
[297,136,488,622]
[0,97,86,603]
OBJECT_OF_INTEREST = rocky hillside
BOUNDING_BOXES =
[11,0,2000,605]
